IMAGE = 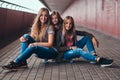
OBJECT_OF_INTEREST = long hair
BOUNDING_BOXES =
[50,10,63,25]
[31,8,50,41]
[61,16,76,45]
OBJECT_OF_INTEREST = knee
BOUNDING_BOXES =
[28,46,36,51]
[63,52,73,59]
[84,36,91,40]
[23,34,31,39]
[84,36,92,42]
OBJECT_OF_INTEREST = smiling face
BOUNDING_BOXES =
[64,18,73,31]
[51,15,59,25]
[40,11,49,25]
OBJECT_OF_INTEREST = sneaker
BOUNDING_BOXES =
[2,61,19,70]
[98,58,113,67]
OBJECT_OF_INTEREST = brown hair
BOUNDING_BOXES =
[50,10,63,25]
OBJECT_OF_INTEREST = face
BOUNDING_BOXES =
[40,11,48,24]
[52,15,59,25]
[64,19,72,31]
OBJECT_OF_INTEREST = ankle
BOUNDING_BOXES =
[96,57,100,62]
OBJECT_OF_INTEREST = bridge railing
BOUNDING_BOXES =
[0,4,36,47]
[0,0,37,13]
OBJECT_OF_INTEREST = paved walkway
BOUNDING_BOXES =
[0,26,120,80]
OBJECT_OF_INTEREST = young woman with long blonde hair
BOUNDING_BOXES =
[2,8,58,69]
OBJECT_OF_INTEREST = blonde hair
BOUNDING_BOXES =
[31,8,50,41]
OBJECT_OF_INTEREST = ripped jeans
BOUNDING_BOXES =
[63,36,97,61]
[63,48,97,62]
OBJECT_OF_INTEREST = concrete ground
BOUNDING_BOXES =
[0,26,120,80]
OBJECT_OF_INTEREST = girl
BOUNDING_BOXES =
[2,8,58,69]
[50,11,63,47]
[56,16,113,67]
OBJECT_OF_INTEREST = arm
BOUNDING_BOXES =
[76,30,94,39]
[30,25,55,48]
[19,36,28,42]
[76,30,99,47]
[29,33,54,48]
[57,46,69,52]
[92,37,99,47]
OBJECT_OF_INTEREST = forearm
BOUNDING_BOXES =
[76,30,94,39]
[31,42,53,48]
[57,46,69,52]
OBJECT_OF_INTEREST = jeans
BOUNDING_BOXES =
[63,48,97,62]
[63,36,96,61]
[76,36,95,53]
[16,34,58,64]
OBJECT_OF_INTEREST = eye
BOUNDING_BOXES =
[40,14,43,16]
[45,14,48,17]
[65,22,68,24]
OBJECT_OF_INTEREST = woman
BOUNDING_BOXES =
[2,8,58,69]
[56,16,113,67]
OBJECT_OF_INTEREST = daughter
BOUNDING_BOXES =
[56,16,113,67]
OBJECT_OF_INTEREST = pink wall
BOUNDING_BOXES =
[0,8,36,41]
[62,0,120,39]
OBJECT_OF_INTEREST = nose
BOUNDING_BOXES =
[68,24,70,27]
[43,16,45,20]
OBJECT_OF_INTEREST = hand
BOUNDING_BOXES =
[29,43,35,47]
[92,37,99,48]
[20,36,28,42]
[71,46,77,50]
[29,43,38,47]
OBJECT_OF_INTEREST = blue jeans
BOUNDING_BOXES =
[63,36,96,61]
[16,34,58,64]
[76,36,95,53]
[63,48,97,62]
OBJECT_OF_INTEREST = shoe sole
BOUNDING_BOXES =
[100,63,112,67]
[2,66,28,70]
[2,66,17,70]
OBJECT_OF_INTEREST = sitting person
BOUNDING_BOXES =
[2,8,58,69]
[55,16,113,67]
